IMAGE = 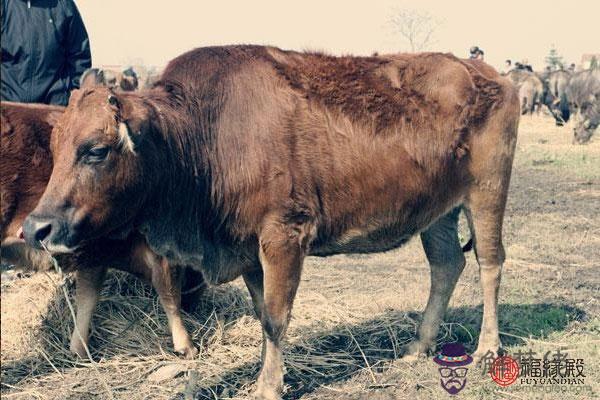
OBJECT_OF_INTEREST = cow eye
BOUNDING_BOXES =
[84,145,110,163]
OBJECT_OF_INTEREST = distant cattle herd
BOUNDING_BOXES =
[0,46,596,399]
[79,65,161,92]
[505,66,600,143]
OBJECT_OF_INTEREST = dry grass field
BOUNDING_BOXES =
[1,115,599,400]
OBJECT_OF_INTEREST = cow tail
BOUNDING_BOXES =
[460,205,474,252]
[462,238,473,252]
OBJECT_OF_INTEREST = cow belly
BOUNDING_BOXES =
[143,232,252,286]
[197,241,253,285]
[311,233,412,256]
[310,196,464,256]
[310,222,416,256]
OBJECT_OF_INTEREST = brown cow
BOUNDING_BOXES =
[506,69,544,115]
[1,101,202,359]
[23,46,520,399]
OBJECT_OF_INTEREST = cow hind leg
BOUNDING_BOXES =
[464,199,506,361]
[465,99,518,361]
[251,215,308,400]
[521,96,528,115]
[70,265,107,358]
[401,207,466,361]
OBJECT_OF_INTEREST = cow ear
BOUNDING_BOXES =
[80,68,103,89]
[45,109,64,128]
[117,97,150,152]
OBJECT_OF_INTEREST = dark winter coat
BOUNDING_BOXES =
[1,0,91,105]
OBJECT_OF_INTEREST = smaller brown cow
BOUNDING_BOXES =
[1,101,201,358]
[506,69,544,115]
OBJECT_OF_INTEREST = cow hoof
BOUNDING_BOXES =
[69,340,88,359]
[253,373,283,400]
[253,385,282,400]
[472,343,502,365]
[175,345,198,360]
[399,340,433,363]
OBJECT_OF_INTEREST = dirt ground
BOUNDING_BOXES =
[1,115,599,400]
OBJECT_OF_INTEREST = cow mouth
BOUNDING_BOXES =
[574,125,597,144]
[60,211,137,249]
[41,241,80,254]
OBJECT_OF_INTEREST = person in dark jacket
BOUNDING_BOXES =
[1,0,91,106]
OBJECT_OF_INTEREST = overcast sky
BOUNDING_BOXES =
[77,0,599,70]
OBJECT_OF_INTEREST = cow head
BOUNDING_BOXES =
[23,87,158,252]
[573,93,600,144]
[545,94,570,126]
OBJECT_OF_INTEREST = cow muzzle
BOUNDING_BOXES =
[22,214,78,254]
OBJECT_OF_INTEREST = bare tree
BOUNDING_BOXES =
[389,8,440,52]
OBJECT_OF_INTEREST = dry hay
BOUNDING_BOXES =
[1,268,252,399]
[0,255,476,400]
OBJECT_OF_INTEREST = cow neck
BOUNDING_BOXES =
[137,98,216,262]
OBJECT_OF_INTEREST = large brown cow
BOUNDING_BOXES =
[23,46,520,399]
[1,101,202,359]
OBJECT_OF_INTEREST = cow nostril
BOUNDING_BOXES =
[34,222,53,243]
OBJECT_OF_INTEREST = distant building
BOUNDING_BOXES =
[580,54,600,69]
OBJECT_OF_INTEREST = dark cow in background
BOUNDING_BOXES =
[565,69,600,144]
[130,65,162,89]
[506,69,543,115]
[23,45,520,399]
[1,101,202,359]
[542,70,571,126]
[120,67,140,91]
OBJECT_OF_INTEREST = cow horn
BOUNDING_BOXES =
[552,98,561,106]
[118,122,136,153]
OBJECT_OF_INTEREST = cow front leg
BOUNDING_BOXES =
[402,208,465,360]
[253,217,307,400]
[151,259,198,359]
[70,265,107,357]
